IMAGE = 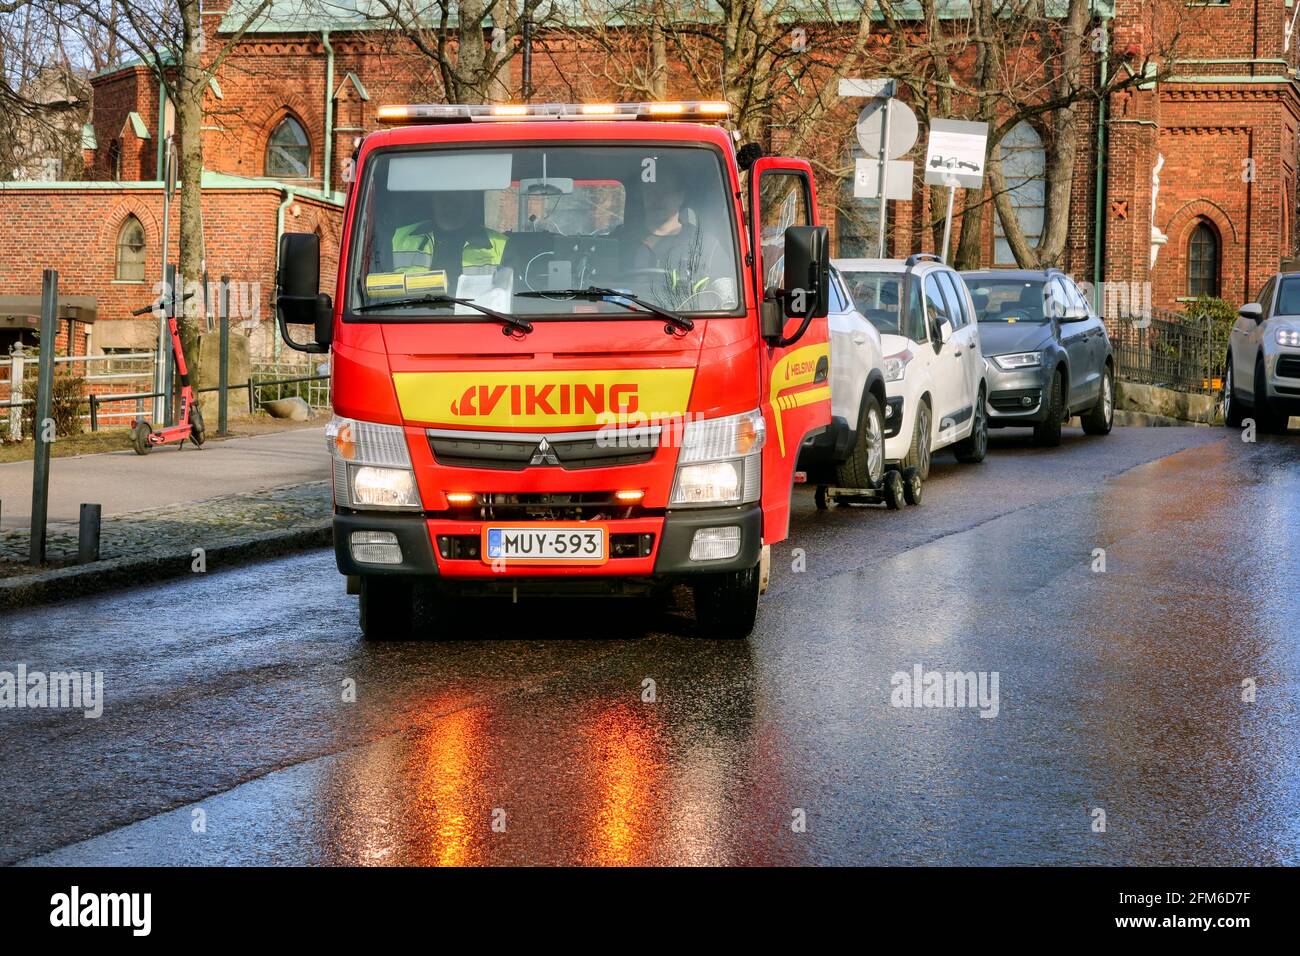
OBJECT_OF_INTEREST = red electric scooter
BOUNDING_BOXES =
[129,292,205,454]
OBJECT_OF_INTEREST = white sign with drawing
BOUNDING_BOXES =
[923,118,989,189]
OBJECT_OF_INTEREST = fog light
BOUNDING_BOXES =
[1021,395,1034,406]
[689,526,742,561]
[446,491,476,505]
[614,489,644,502]
[350,530,402,565]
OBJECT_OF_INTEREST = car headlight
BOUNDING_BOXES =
[882,349,913,383]
[1276,328,1300,348]
[326,415,421,509]
[992,351,1042,371]
[670,409,764,507]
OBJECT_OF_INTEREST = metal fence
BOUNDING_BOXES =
[1110,308,1224,395]
[250,362,331,410]
[2,347,157,438]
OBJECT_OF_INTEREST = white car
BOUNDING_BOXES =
[797,265,888,487]
[835,254,989,478]
[1225,271,1300,433]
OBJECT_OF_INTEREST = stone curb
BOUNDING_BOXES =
[0,519,331,613]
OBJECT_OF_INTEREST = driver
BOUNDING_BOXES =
[390,190,508,288]
[616,163,726,304]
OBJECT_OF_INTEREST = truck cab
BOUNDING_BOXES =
[276,101,831,639]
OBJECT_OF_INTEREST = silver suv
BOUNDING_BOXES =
[1225,273,1300,433]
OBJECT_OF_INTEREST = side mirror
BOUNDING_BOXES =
[277,232,331,353]
[763,224,829,346]
[938,319,954,343]
[782,225,830,319]
[1061,303,1089,323]
[1238,303,1263,323]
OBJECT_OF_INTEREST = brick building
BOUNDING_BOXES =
[0,0,1297,372]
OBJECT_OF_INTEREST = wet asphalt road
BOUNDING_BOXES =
[2,425,1298,866]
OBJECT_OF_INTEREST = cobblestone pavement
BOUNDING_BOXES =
[0,481,331,576]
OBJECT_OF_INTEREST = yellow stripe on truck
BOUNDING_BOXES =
[768,342,830,455]
[393,368,697,429]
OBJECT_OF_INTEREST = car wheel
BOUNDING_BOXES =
[1223,355,1245,428]
[1255,357,1288,433]
[359,575,414,640]
[901,467,923,506]
[902,398,932,481]
[953,387,989,463]
[1081,364,1114,436]
[692,564,760,640]
[835,394,885,489]
[1033,370,1064,447]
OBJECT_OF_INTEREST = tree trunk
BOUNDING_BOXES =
[175,0,205,385]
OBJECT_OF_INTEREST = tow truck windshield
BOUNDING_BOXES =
[346,144,742,320]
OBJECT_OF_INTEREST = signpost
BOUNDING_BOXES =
[923,118,989,262]
[29,270,57,565]
[841,79,917,258]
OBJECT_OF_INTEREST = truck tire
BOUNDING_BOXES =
[692,564,760,640]
[359,576,414,640]
[835,393,885,488]
[1033,370,1064,447]
[1080,364,1114,436]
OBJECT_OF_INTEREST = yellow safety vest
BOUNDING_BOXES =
[391,222,507,273]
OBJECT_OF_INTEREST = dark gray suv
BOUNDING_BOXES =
[962,269,1115,446]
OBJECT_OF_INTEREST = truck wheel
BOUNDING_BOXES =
[692,564,760,640]
[882,469,905,510]
[359,576,414,640]
[1033,371,1064,447]
[835,394,885,488]
[953,387,989,462]
[902,399,932,480]
[1080,365,1114,436]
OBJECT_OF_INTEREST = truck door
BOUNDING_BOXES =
[749,158,832,543]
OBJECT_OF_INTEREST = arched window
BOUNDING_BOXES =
[994,121,1046,265]
[265,116,310,178]
[108,140,122,181]
[1187,221,1219,297]
[115,215,146,281]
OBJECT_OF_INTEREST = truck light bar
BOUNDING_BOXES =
[376,101,731,125]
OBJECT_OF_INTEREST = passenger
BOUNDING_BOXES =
[390,191,508,288]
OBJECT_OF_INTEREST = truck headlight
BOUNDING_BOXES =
[992,351,1042,371]
[670,409,764,507]
[327,415,421,510]
[351,466,420,508]
[1276,328,1300,348]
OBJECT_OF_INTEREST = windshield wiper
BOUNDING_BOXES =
[354,295,533,335]
[518,287,694,333]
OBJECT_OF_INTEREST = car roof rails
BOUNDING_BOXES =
[905,252,943,268]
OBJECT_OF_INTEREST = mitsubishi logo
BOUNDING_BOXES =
[529,437,560,466]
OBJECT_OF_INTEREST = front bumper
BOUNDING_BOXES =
[984,361,1049,425]
[1266,350,1300,410]
[334,503,762,583]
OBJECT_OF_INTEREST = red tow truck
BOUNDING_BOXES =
[276,101,831,639]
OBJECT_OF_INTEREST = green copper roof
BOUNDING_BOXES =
[217,0,1103,35]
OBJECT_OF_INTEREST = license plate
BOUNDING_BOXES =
[482,524,607,565]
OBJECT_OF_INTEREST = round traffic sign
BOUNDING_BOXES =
[856,99,919,159]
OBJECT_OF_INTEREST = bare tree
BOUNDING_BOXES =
[367,0,554,104]
[53,0,276,380]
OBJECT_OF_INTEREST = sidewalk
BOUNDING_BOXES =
[0,428,333,609]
